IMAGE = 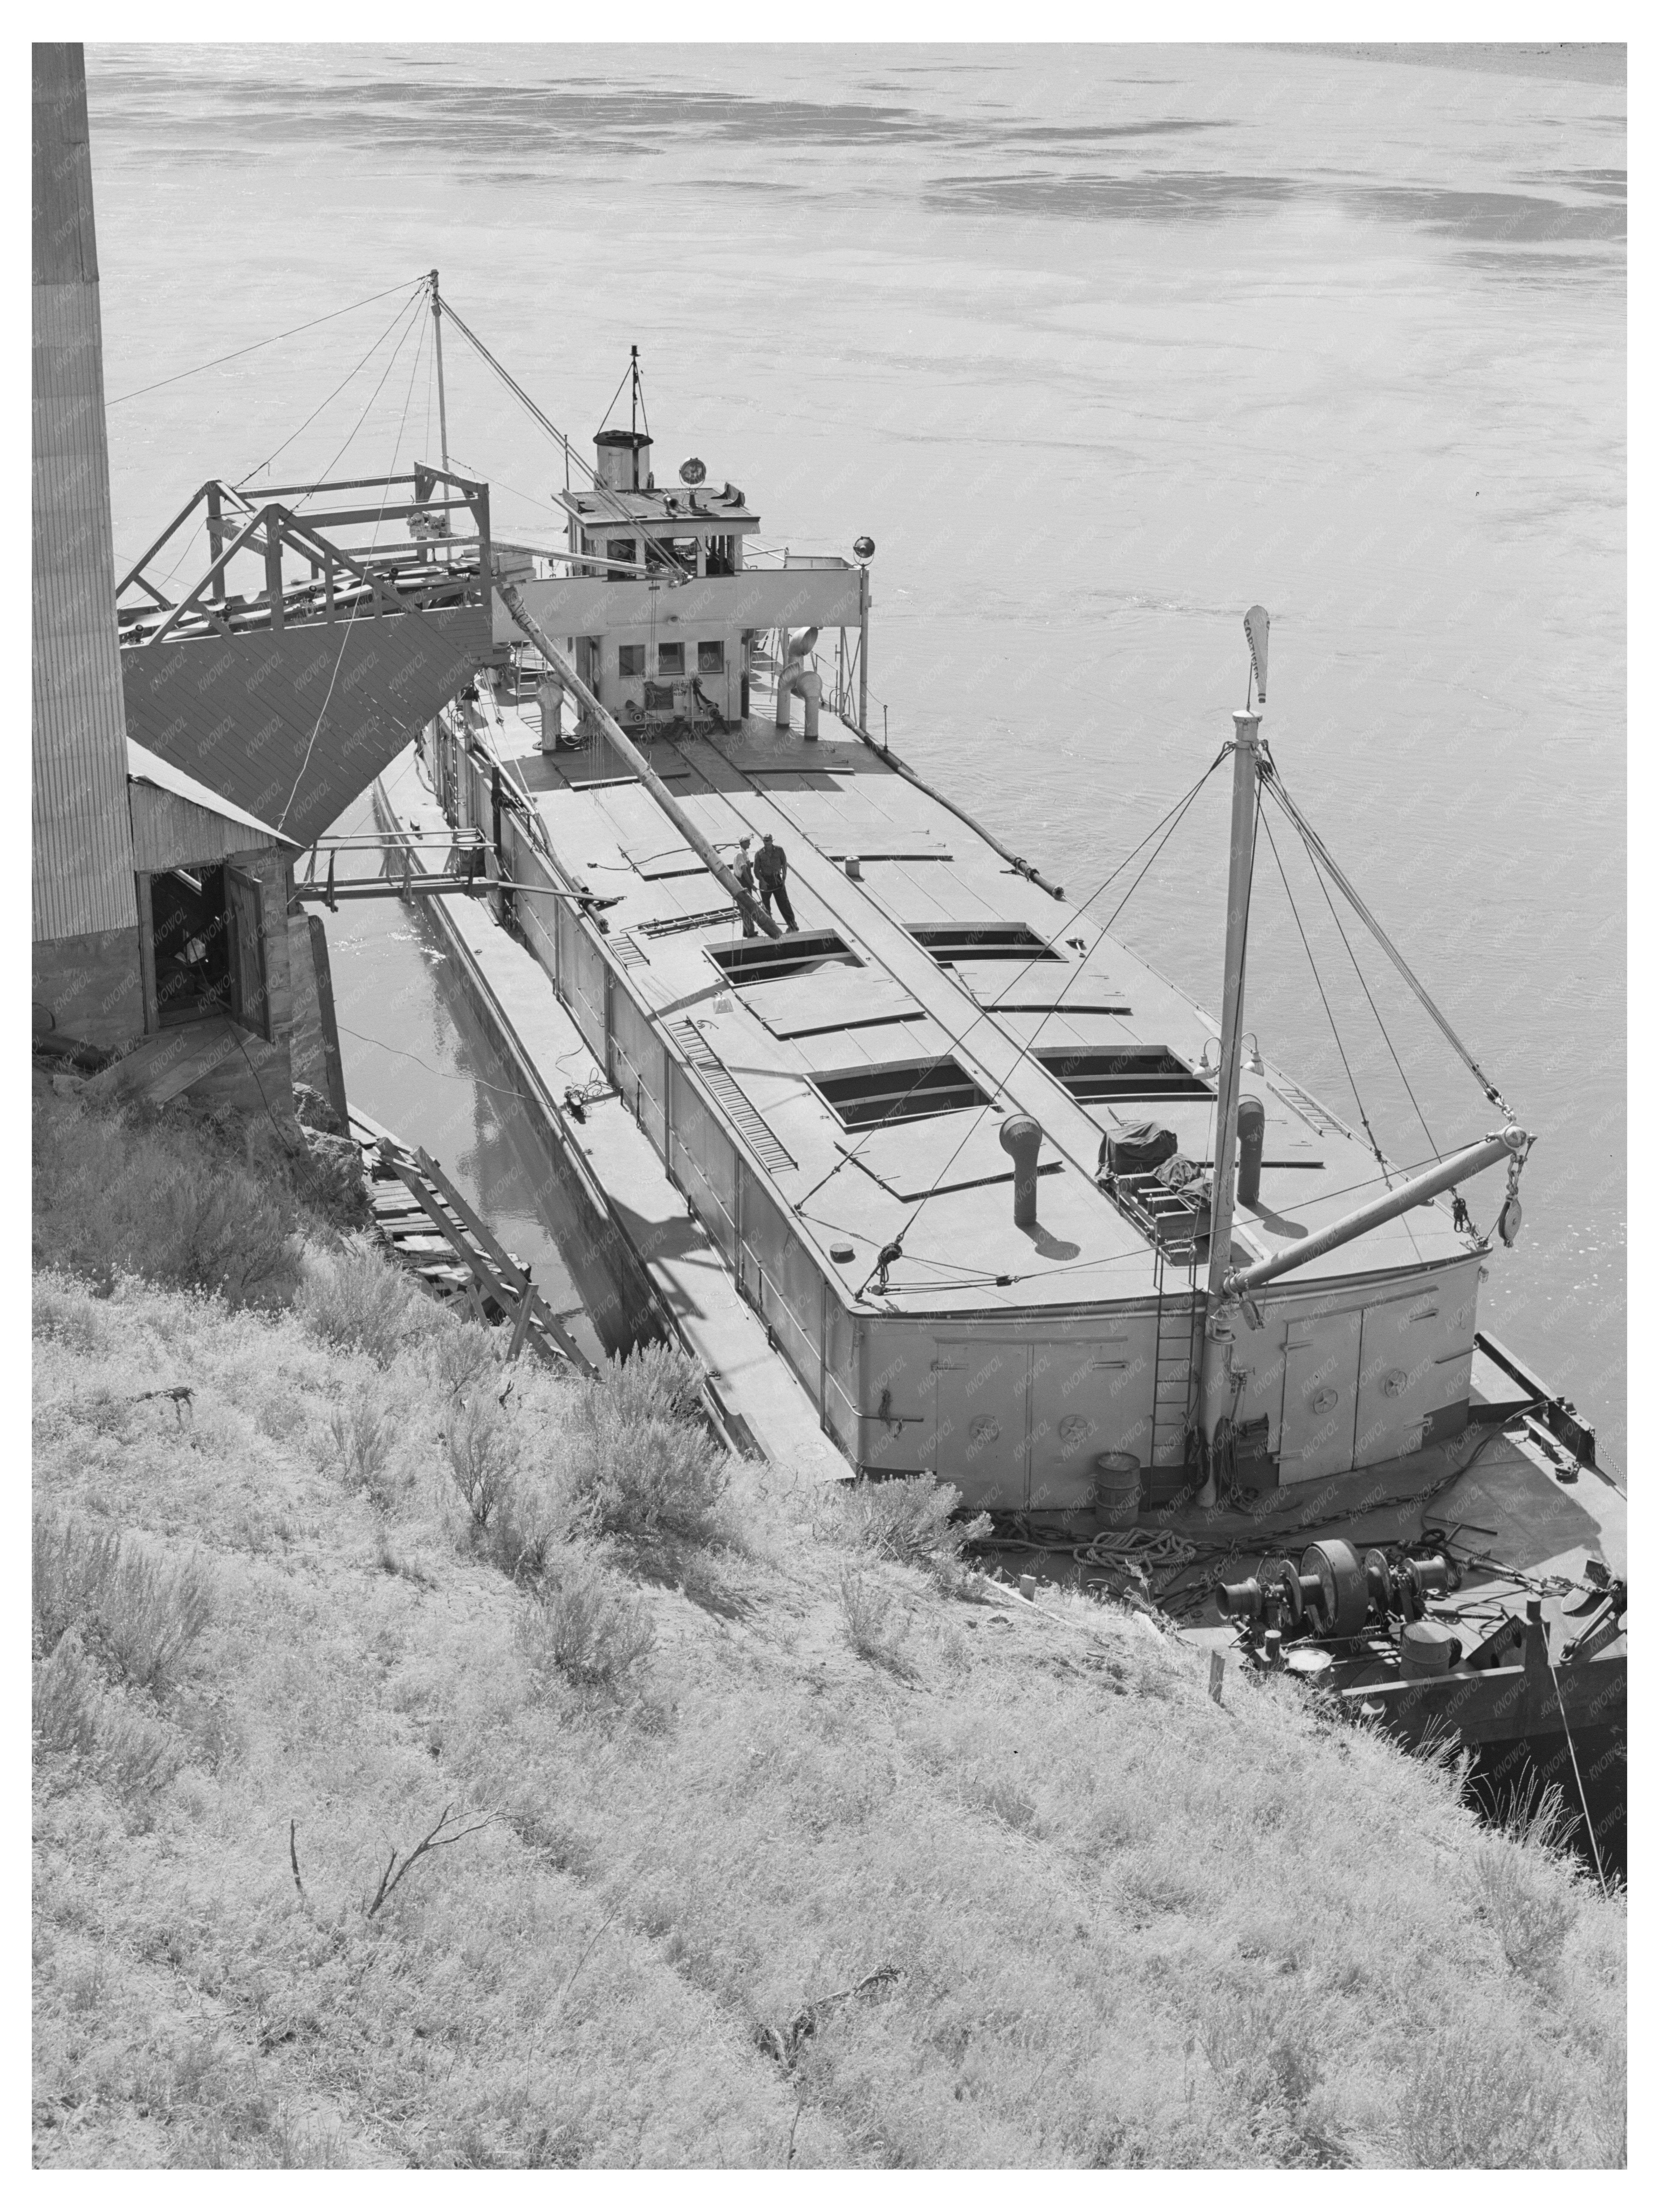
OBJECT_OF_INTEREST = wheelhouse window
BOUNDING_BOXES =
[604,538,637,579]
[697,639,725,675]
[658,642,685,676]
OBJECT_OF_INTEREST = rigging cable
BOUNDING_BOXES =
[875,750,1229,1282]
[1255,791,1395,1186]
[429,294,694,581]
[114,290,424,597]
[787,746,1229,1224]
[1262,772,1442,1160]
[274,313,432,833]
[105,274,428,408]
[292,298,427,510]
[1261,759,1512,1117]
[235,289,427,490]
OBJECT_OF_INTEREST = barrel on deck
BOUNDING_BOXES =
[1092,1452,1143,1529]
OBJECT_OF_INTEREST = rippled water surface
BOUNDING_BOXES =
[89,43,1626,1457]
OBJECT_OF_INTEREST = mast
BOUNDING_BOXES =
[1195,690,1265,1505]
[430,269,450,474]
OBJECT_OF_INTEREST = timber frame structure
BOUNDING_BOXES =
[116,466,491,647]
[116,468,496,849]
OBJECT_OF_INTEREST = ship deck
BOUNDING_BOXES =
[477,693,1484,1318]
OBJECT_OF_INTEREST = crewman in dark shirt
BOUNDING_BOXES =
[732,835,758,938]
[755,831,796,930]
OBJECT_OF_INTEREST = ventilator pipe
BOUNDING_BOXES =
[999,1113,1044,1228]
[775,627,823,737]
[776,666,822,737]
[1236,1093,1265,1206]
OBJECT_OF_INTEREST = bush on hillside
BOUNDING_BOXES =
[593,1342,705,1427]
[839,1474,991,1586]
[431,1318,502,1404]
[519,1561,656,1691]
[327,1397,402,1508]
[568,1402,730,1550]
[33,1512,213,1702]
[33,1092,299,1305]
[33,1630,185,1802]
[296,1243,439,1365]
[839,1566,915,1673]
[525,1345,730,1553]
[446,1392,516,1532]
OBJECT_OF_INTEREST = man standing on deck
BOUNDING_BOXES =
[755,831,796,931]
[732,835,758,938]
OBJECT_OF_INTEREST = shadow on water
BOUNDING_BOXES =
[320,794,609,1373]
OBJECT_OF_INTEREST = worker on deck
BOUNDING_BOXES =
[755,831,796,931]
[732,835,758,938]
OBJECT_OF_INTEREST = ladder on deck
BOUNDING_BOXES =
[666,1020,797,1174]
[1149,1241,1202,1480]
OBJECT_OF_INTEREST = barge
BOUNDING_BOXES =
[112,289,1625,1858]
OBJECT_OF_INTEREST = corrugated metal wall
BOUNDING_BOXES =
[128,782,281,876]
[31,43,139,943]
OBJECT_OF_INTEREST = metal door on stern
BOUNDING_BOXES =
[1027,1336,1148,1511]
[1355,1290,1462,1469]
[1278,1309,1362,1485]
[934,1341,1029,1512]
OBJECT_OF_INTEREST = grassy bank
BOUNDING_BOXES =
[31,1090,1625,2168]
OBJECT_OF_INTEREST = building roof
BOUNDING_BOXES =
[558,488,760,530]
[128,739,299,849]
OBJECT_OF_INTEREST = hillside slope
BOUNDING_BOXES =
[31,1094,1625,2168]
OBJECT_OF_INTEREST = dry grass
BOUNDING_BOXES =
[519,1563,656,1692]
[32,1089,366,1308]
[31,1106,1627,2169]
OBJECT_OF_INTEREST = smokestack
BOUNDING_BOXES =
[999,1114,1043,1228]
[594,428,652,492]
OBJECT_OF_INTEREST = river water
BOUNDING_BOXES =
[89,43,1626,1461]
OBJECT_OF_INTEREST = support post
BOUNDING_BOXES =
[1196,708,1263,1503]
[858,563,870,732]
[430,270,449,475]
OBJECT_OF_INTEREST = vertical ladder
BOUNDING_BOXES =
[1149,1242,1201,1479]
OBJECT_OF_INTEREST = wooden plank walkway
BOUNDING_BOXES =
[350,1107,593,1376]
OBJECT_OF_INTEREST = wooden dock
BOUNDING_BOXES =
[348,1107,594,1376]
